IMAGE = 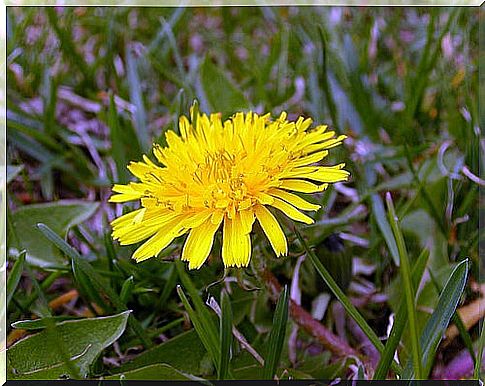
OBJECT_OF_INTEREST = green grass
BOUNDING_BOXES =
[6,6,481,381]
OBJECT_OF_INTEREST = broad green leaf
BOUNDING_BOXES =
[401,209,449,272]
[403,259,469,379]
[263,285,289,379]
[10,201,99,268]
[113,330,207,375]
[199,56,249,118]
[7,311,130,380]
[11,316,82,330]
[103,364,207,381]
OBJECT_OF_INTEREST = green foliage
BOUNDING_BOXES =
[219,289,233,380]
[104,364,207,381]
[374,248,429,379]
[6,250,26,309]
[10,201,99,268]
[7,311,130,380]
[263,285,289,379]
[403,259,469,379]
[297,228,403,376]
[6,7,479,382]
[200,55,250,118]
[113,330,206,375]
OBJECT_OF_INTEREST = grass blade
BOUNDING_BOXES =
[176,285,220,371]
[295,228,403,376]
[175,261,219,343]
[45,8,92,85]
[263,285,289,379]
[219,289,233,380]
[120,276,135,304]
[36,223,153,348]
[7,250,26,309]
[175,261,221,370]
[108,91,129,184]
[71,256,111,315]
[371,193,400,266]
[318,26,338,127]
[427,268,476,366]
[156,265,177,311]
[403,259,469,379]
[385,192,422,379]
[36,223,81,260]
[126,44,150,152]
[374,248,429,379]
[451,312,476,365]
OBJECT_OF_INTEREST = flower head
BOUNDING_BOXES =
[110,109,349,269]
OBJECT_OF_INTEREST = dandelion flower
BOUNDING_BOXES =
[110,109,349,269]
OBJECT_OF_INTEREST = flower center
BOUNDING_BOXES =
[193,150,255,213]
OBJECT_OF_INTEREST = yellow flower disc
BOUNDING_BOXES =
[110,110,349,269]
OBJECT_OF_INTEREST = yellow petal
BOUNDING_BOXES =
[269,189,321,211]
[254,205,287,257]
[133,208,147,223]
[179,115,192,140]
[182,218,222,270]
[109,194,140,203]
[113,208,180,244]
[115,224,159,245]
[239,209,255,234]
[304,164,350,183]
[297,130,336,149]
[222,216,251,268]
[211,210,224,225]
[290,150,328,168]
[132,217,186,262]
[181,210,212,228]
[280,179,328,193]
[300,135,347,154]
[256,192,274,205]
[109,183,146,202]
[111,209,144,228]
[270,198,314,225]
[132,210,178,229]
[222,217,233,265]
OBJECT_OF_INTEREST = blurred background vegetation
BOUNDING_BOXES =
[5,6,483,381]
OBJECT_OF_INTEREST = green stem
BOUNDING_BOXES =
[385,192,422,379]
